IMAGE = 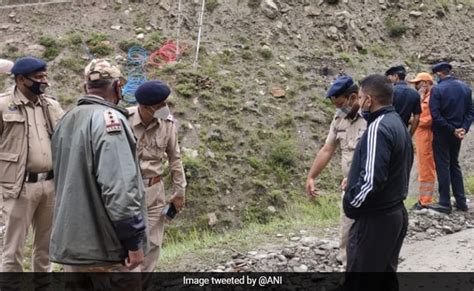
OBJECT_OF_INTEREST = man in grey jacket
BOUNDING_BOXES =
[50,59,148,272]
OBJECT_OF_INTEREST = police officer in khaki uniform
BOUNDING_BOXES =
[128,80,186,272]
[0,58,14,230]
[0,57,63,272]
[305,76,366,266]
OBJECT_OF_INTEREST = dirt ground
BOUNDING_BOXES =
[399,228,474,272]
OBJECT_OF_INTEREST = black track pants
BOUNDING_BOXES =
[344,206,408,291]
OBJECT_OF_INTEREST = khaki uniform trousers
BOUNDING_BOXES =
[1,179,54,272]
[338,191,354,266]
[140,181,166,272]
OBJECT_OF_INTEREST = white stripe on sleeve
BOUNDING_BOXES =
[350,115,384,208]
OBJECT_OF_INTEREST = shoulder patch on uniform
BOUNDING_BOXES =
[166,114,175,123]
[7,102,18,112]
[104,110,122,133]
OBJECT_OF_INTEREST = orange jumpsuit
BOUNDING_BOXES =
[414,88,436,205]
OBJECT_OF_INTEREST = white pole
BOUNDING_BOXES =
[193,0,205,69]
[176,0,182,60]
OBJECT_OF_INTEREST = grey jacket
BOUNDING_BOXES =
[50,95,148,265]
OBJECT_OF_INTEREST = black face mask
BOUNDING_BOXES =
[25,77,48,95]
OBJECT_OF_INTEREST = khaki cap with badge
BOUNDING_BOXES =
[84,59,126,84]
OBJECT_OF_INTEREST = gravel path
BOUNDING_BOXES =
[399,228,474,272]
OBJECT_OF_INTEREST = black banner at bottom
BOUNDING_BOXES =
[0,272,473,291]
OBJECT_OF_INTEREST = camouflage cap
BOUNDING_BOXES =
[84,59,125,83]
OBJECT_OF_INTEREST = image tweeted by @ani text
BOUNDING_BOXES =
[183,275,283,287]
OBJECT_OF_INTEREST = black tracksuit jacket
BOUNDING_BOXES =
[343,106,413,219]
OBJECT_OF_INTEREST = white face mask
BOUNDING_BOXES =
[153,104,171,120]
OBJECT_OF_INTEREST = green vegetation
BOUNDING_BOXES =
[241,50,253,60]
[219,49,235,65]
[258,46,273,60]
[144,31,166,51]
[368,43,392,58]
[405,55,423,72]
[1,43,20,59]
[64,32,83,48]
[466,176,474,194]
[435,0,450,10]
[385,17,408,38]
[58,58,88,74]
[220,80,239,94]
[118,39,141,52]
[339,52,354,66]
[39,35,62,61]
[206,0,219,12]
[133,12,148,28]
[86,33,113,57]
[248,0,261,8]
[267,134,298,168]
[359,48,368,55]
[182,155,209,180]
[176,83,198,98]
[57,93,76,107]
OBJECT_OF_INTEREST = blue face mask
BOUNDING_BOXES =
[153,104,170,120]
[434,75,441,83]
[360,96,371,121]
[339,107,351,114]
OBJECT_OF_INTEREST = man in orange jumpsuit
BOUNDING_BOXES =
[408,73,435,209]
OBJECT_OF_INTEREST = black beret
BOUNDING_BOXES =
[432,62,452,73]
[11,56,47,76]
[135,80,171,106]
[385,65,406,76]
[326,76,357,98]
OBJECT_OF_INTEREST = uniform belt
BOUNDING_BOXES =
[143,176,162,187]
[25,170,54,183]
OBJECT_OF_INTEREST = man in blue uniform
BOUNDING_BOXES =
[385,65,421,136]
[427,62,473,214]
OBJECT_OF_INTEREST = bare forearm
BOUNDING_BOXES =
[307,144,336,180]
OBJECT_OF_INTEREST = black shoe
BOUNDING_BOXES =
[453,202,468,212]
[426,203,452,214]
[411,201,425,210]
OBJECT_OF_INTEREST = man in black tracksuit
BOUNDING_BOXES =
[343,75,413,289]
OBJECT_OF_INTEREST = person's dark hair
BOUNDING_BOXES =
[439,68,451,75]
[396,72,406,80]
[360,74,393,105]
[342,84,359,97]
[86,78,114,90]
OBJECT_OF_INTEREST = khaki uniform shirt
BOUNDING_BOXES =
[0,86,63,199]
[325,110,367,177]
[129,107,186,197]
[15,90,52,173]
